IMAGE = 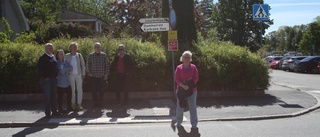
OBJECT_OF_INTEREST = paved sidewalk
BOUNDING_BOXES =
[0,84,319,127]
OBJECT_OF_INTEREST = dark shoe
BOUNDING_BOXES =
[190,127,200,136]
[45,114,51,119]
[78,104,83,111]
[52,112,62,117]
[67,107,75,111]
[59,109,67,113]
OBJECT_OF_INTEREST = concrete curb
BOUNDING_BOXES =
[1,82,320,127]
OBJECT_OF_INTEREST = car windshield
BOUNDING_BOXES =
[274,57,282,60]
[297,57,306,60]
[300,56,316,62]
[282,56,291,60]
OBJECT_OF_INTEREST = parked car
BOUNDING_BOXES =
[280,56,292,70]
[287,56,307,71]
[270,60,281,69]
[292,56,320,73]
[263,56,283,68]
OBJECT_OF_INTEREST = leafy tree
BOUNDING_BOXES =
[195,0,213,38]
[299,22,320,55]
[211,0,273,51]
[265,24,307,53]
[106,0,162,40]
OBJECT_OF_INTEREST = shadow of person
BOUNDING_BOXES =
[106,106,130,118]
[75,108,104,125]
[12,117,59,137]
[177,125,201,137]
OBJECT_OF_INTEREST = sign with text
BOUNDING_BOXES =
[139,18,169,23]
[168,40,178,51]
[141,23,170,32]
[168,30,178,40]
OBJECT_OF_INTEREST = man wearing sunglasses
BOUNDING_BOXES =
[111,44,134,106]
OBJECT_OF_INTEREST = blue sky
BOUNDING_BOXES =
[211,0,320,33]
[264,0,320,33]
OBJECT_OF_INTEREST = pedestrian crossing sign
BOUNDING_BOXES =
[253,4,269,21]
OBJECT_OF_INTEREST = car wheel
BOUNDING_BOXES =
[311,67,319,74]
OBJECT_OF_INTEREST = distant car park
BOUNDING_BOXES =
[292,56,320,74]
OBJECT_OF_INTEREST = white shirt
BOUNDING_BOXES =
[46,53,56,61]
[71,55,78,74]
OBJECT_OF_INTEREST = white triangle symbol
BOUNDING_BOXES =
[255,5,267,18]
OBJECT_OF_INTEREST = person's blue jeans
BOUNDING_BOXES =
[176,91,198,128]
[42,78,58,115]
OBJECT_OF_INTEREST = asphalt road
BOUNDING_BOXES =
[2,109,320,137]
[270,69,320,91]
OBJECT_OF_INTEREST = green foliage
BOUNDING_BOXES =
[299,22,320,55]
[1,36,269,93]
[0,32,10,43]
[0,43,43,93]
[14,31,36,43]
[211,0,273,51]
[0,17,13,43]
[195,40,270,91]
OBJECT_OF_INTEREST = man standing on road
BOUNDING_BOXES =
[87,42,110,107]
[38,43,62,118]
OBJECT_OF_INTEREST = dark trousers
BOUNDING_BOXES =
[91,77,105,104]
[41,78,58,116]
[57,86,71,110]
[114,73,129,104]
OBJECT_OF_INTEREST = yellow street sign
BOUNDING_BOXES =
[168,30,177,40]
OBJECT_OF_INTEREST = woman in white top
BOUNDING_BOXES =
[65,42,86,111]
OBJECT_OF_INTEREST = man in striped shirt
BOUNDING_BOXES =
[87,42,109,107]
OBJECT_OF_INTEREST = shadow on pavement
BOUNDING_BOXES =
[176,125,201,137]
[11,117,59,137]
[106,106,130,118]
[197,94,287,109]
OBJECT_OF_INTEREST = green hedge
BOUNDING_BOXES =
[195,42,269,91]
[0,37,269,94]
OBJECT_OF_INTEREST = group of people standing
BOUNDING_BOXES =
[38,42,199,130]
[38,42,133,118]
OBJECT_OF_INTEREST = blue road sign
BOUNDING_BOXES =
[253,4,269,21]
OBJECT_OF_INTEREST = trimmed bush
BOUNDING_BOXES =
[0,36,269,94]
[0,43,43,93]
[195,41,269,91]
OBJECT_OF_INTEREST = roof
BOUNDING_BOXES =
[11,0,29,31]
[59,10,107,25]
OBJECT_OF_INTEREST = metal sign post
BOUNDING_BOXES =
[253,4,270,47]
